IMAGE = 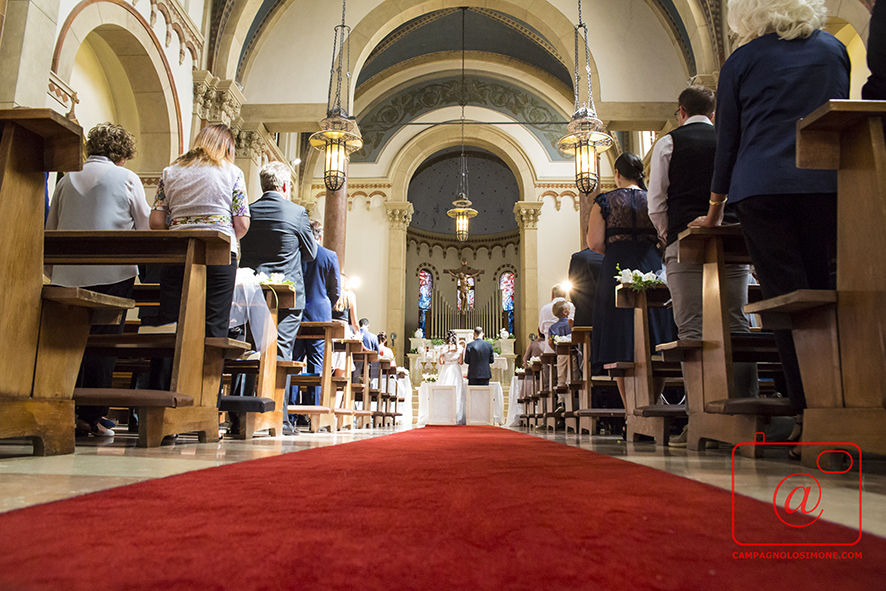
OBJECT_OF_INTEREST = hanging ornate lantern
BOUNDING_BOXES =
[309,0,362,192]
[557,0,613,194]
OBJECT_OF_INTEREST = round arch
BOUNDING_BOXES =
[386,118,537,209]
[52,0,183,170]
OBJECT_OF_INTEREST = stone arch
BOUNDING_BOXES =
[386,119,537,208]
[52,0,183,170]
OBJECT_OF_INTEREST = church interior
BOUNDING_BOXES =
[1,0,885,588]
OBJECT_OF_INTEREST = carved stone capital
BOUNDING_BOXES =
[234,129,266,163]
[192,72,245,126]
[385,201,414,230]
[514,201,543,229]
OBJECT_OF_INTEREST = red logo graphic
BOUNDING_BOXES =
[732,434,862,546]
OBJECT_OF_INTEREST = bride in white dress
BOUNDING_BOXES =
[437,331,467,424]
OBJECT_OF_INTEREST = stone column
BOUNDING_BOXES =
[385,201,413,366]
[514,201,542,351]
[0,0,61,108]
[323,169,348,268]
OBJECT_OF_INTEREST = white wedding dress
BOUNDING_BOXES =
[437,347,467,424]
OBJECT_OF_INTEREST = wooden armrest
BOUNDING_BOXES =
[42,286,135,309]
[743,289,836,315]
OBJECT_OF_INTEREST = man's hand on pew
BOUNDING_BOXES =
[688,192,727,228]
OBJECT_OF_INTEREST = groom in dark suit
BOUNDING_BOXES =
[463,326,494,385]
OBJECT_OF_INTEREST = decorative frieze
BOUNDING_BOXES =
[47,72,78,119]
[148,0,203,67]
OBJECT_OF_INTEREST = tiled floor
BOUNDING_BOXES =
[1,425,883,539]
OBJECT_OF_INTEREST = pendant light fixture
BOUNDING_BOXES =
[309,0,362,192]
[446,7,477,242]
[557,0,613,194]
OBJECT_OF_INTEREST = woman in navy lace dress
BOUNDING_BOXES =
[587,153,676,402]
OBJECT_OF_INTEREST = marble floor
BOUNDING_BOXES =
[1,425,884,540]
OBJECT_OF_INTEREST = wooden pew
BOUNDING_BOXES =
[570,326,626,435]
[747,100,886,465]
[607,284,686,445]
[675,226,796,456]
[222,283,305,438]
[289,321,346,433]
[553,341,580,433]
[537,353,557,430]
[45,229,248,447]
[0,110,137,456]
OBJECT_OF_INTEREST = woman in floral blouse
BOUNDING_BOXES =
[149,123,250,344]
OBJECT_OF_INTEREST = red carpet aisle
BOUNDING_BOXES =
[0,427,882,590]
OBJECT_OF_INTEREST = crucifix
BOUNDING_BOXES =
[444,260,484,317]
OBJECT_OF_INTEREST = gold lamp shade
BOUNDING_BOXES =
[447,193,478,242]
[557,110,613,194]
[309,115,363,192]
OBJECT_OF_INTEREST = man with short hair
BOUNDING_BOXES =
[239,161,316,361]
[358,318,380,352]
[463,327,494,386]
[647,85,757,446]
[293,221,340,410]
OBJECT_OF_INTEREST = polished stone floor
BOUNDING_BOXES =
[1,425,883,539]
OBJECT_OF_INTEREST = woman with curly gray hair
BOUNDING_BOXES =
[690,0,849,420]
[45,122,149,437]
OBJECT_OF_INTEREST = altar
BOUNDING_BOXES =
[416,381,504,427]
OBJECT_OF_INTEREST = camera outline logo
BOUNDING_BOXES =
[731,433,862,546]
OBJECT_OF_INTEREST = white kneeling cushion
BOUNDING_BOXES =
[466,385,494,425]
[428,385,457,425]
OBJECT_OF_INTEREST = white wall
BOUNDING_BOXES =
[341,194,391,332]
[535,194,581,314]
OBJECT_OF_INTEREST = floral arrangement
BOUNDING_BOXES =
[528,356,541,365]
[499,328,510,339]
[484,338,502,355]
[409,348,418,354]
[256,271,295,286]
[515,367,525,375]
[552,335,572,344]
[422,373,437,383]
[414,328,424,338]
[614,264,664,292]
[430,338,445,346]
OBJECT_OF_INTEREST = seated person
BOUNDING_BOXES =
[547,300,575,414]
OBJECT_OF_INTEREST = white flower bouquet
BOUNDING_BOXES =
[515,367,525,375]
[614,264,664,292]
[552,335,572,344]
[256,271,294,285]
[528,356,541,365]
[422,373,437,383]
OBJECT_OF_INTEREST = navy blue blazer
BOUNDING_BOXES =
[360,327,379,352]
[302,245,340,322]
[711,30,849,202]
[238,192,317,310]
[568,248,605,327]
[464,338,494,380]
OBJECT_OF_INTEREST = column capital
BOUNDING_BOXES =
[385,201,414,230]
[514,201,543,229]
[193,72,246,126]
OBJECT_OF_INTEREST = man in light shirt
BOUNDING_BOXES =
[537,284,573,355]
[646,86,757,445]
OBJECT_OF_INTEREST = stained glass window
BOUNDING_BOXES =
[457,277,475,311]
[418,270,433,310]
[500,272,515,311]
[500,271,515,334]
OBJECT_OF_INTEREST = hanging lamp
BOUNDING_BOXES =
[446,8,477,242]
[557,0,613,194]
[309,0,362,192]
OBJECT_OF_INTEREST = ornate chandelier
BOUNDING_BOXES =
[309,0,362,192]
[446,8,477,242]
[557,0,613,194]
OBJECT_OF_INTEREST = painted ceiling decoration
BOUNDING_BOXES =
[353,75,570,163]
[357,8,569,88]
